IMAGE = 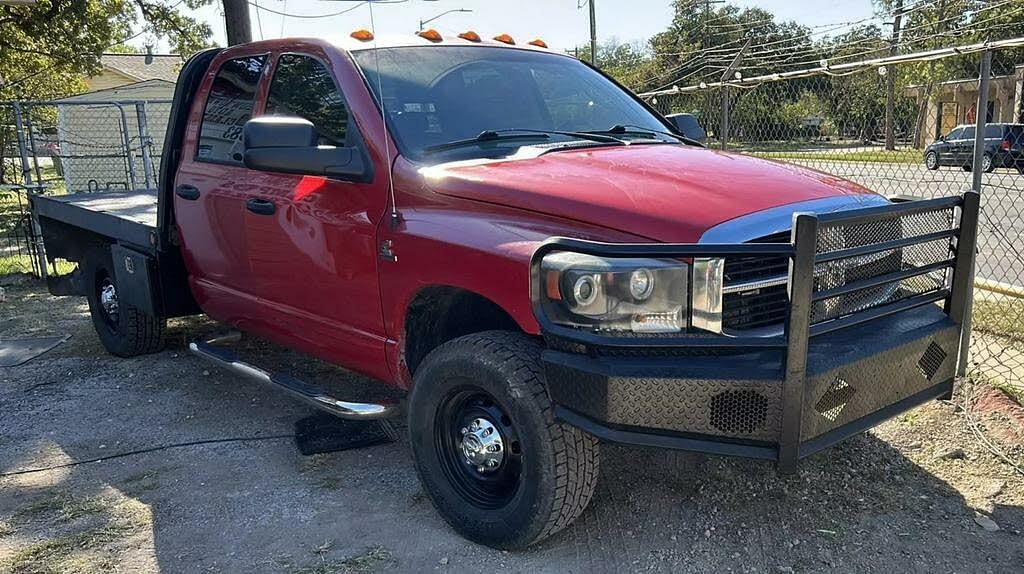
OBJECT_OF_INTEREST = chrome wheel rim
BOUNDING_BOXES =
[98,276,120,328]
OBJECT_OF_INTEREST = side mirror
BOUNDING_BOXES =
[243,117,371,182]
[664,113,707,143]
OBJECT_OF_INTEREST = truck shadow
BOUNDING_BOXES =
[2,320,1022,573]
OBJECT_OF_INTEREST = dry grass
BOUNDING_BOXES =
[972,297,1024,342]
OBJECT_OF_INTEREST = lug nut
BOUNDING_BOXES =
[489,444,500,452]
[487,460,498,468]
[460,427,468,435]
[482,427,492,437]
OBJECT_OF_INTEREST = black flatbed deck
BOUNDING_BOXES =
[31,189,159,253]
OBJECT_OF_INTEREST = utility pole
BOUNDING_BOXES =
[885,0,904,151]
[719,39,751,151]
[223,0,252,46]
[588,0,597,65]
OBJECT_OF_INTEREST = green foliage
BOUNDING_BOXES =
[0,0,214,102]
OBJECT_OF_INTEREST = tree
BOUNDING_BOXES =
[0,0,214,185]
[578,37,651,90]
[0,0,213,101]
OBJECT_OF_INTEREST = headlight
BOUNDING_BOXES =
[539,252,689,333]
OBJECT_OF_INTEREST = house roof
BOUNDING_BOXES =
[99,53,183,83]
[54,79,176,102]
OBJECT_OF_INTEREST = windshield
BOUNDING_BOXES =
[352,46,671,162]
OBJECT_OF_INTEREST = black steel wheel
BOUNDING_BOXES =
[408,330,599,549]
[83,246,165,357]
[435,388,523,510]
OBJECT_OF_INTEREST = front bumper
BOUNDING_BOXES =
[533,192,979,471]
[545,305,958,465]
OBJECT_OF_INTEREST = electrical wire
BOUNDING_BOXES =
[0,435,296,477]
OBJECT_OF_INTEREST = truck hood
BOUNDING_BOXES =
[418,144,880,243]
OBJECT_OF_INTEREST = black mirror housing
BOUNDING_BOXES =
[242,117,372,182]
[664,113,707,143]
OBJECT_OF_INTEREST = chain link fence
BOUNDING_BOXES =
[641,41,1024,408]
[0,99,170,276]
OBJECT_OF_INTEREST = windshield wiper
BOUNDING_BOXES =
[422,128,627,155]
[587,124,703,146]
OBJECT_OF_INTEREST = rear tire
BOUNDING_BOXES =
[83,245,165,357]
[924,151,939,170]
[408,331,599,549]
[982,153,995,173]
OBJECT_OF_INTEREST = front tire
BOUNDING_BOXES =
[408,331,599,549]
[83,246,165,357]
[924,150,939,170]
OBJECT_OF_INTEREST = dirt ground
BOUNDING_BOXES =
[1,278,1023,574]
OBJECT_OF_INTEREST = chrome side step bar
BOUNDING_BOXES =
[189,335,397,420]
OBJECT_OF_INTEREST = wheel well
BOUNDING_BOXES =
[404,286,521,375]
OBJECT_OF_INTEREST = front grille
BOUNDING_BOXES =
[723,232,790,331]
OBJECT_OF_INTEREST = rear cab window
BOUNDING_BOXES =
[197,55,268,164]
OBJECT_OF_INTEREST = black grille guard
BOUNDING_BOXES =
[529,191,980,471]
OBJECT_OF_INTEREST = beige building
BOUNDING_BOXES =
[905,65,1024,147]
[85,53,183,91]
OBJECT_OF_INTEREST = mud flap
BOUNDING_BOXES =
[110,243,159,316]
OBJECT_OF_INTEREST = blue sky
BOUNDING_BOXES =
[167,0,880,54]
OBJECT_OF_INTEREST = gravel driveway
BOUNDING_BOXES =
[1,280,1022,573]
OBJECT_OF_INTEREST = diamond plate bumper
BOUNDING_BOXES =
[544,305,958,465]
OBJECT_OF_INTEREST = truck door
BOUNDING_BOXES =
[174,53,269,306]
[237,51,389,372]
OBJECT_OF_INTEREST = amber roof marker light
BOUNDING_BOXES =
[458,31,482,42]
[350,29,374,41]
[528,39,548,48]
[493,34,515,45]
[417,29,443,42]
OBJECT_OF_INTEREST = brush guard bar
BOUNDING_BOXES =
[531,192,979,472]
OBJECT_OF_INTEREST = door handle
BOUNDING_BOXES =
[175,185,200,200]
[246,197,276,216]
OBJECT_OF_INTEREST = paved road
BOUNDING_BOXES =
[786,159,1024,286]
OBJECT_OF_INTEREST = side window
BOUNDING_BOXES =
[946,128,963,140]
[197,55,267,164]
[962,127,976,140]
[266,54,348,146]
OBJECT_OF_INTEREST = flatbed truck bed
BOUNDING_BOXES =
[31,189,159,253]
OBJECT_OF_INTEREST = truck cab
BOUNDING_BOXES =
[31,31,979,550]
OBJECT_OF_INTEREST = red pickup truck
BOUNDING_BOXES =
[31,32,979,549]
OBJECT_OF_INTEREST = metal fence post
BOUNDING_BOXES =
[956,50,991,377]
[113,103,138,191]
[778,212,818,472]
[720,87,730,151]
[135,101,155,189]
[22,105,44,189]
[11,103,33,188]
